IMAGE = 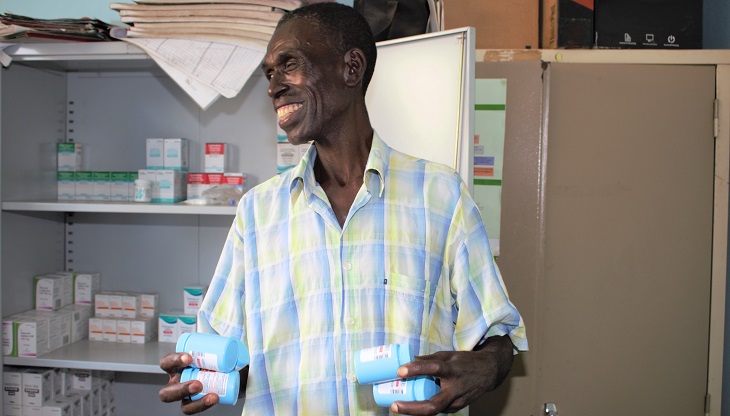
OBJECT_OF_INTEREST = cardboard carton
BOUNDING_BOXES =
[443,0,539,50]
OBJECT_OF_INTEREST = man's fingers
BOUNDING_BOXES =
[391,391,451,416]
[160,352,193,373]
[159,380,203,403]
[397,358,447,379]
[180,393,220,415]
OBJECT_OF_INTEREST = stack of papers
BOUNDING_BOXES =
[110,0,303,109]
[0,13,116,42]
[110,0,300,46]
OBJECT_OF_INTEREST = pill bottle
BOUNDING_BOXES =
[176,332,250,373]
[180,368,240,406]
[372,376,440,407]
[354,343,412,384]
[133,179,152,202]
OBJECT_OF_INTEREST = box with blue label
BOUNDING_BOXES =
[163,138,189,171]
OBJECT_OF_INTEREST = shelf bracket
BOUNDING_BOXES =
[65,212,75,272]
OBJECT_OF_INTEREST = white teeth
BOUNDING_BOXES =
[276,103,302,120]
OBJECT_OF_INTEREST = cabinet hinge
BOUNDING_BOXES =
[705,393,711,415]
[714,99,719,139]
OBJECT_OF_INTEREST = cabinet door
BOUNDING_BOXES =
[538,63,715,415]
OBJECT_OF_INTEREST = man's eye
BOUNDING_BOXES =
[284,60,297,70]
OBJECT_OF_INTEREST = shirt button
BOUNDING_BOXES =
[345,317,356,326]
[343,261,352,270]
[348,374,357,383]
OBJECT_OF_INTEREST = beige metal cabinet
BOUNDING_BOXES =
[471,51,728,416]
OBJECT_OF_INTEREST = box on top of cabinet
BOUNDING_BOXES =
[443,0,539,49]
[594,0,702,49]
[541,0,595,48]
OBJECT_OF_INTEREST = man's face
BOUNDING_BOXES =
[262,19,348,145]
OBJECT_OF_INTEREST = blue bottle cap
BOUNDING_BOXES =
[412,377,440,401]
[236,339,250,370]
[398,343,413,365]
[176,332,192,354]
[226,370,241,406]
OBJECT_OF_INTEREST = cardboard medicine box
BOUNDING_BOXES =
[131,317,155,344]
[59,304,92,343]
[146,138,164,169]
[139,293,159,318]
[109,172,130,202]
[163,138,189,171]
[155,170,187,202]
[57,143,83,172]
[204,143,227,173]
[73,172,94,201]
[88,317,103,341]
[22,368,54,407]
[57,172,75,201]
[183,286,206,315]
[91,172,111,201]
[594,0,702,49]
[73,272,101,306]
[34,274,73,311]
[158,313,179,343]
[3,366,23,405]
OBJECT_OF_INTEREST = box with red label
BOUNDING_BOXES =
[158,312,179,343]
[207,173,226,187]
[204,143,227,173]
[223,173,247,193]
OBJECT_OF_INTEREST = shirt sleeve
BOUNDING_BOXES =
[448,183,528,353]
[197,215,247,342]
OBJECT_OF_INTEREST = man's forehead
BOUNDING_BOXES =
[266,20,329,58]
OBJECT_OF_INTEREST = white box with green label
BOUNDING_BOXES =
[57,172,75,201]
[183,286,206,315]
[57,143,83,171]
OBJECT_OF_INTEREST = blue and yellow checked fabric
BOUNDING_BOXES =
[198,132,527,415]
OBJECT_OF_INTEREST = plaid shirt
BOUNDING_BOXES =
[198,132,527,415]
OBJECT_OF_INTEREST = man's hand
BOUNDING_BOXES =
[390,335,514,415]
[158,352,219,414]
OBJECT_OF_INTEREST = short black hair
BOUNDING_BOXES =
[278,2,377,95]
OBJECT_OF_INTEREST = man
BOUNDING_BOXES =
[159,3,527,415]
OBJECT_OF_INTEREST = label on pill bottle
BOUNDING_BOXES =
[189,351,220,372]
[196,370,229,396]
[377,379,408,395]
[359,344,393,362]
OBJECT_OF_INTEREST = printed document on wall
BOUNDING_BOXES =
[473,79,507,256]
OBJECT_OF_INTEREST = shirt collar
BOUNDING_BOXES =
[289,131,391,198]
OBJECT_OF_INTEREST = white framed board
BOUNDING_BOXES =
[366,27,476,192]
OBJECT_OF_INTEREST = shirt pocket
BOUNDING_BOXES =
[383,273,430,336]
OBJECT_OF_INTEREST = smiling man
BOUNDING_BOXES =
[158,3,527,415]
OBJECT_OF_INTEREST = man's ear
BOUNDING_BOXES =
[343,48,366,88]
